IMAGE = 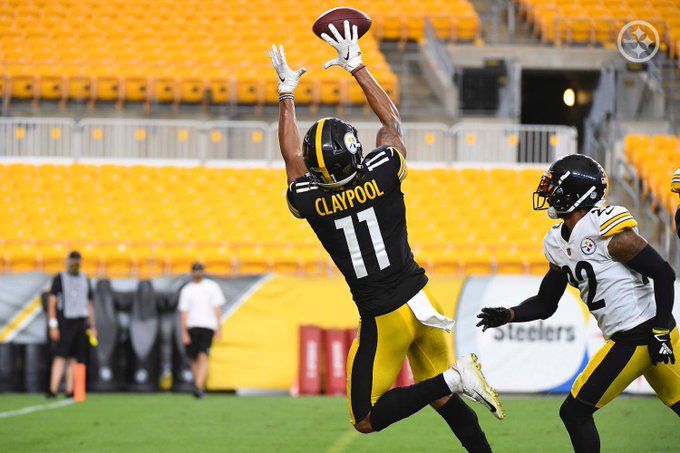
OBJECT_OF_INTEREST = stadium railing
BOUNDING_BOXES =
[0,117,577,164]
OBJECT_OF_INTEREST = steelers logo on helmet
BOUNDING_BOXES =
[580,238,597,255]
[344,132,359,154]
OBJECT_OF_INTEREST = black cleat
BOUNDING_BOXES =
[46,391,57,399]
[193,388,205,399]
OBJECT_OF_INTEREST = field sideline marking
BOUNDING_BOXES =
[0,399,75,420]
[221,274,273,322]
[326,428,358,453]
[0,297,42,343]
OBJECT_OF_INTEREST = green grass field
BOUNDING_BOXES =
[0,394,677,452]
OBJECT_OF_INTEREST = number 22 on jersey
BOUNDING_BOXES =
[562,261,606,311]
[335,207,391,278]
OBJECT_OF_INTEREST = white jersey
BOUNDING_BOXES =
[543,205,656,339]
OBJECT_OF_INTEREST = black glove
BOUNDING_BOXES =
[649,328,675,365]
[476,307,512,332]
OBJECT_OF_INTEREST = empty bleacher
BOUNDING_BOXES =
[0,164,555,277]
[624,133,679,214]
[0,0,480,105]
[519,0,680,54]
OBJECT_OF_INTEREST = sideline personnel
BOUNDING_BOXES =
[47,250,96,398]
[179,262,226,398]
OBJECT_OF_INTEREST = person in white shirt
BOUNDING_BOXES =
[179,262,226,398]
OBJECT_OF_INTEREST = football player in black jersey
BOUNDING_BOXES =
[269,20,503,450]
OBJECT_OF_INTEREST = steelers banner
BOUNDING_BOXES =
[454,277,680,395]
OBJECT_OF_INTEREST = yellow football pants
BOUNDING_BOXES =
[571,327,680,408]
[346,286,454,425]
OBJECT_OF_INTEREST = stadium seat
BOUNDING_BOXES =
[0,163,555,277]
[521,0,680,49]
[624,133,679,215]
[0,0,481,106]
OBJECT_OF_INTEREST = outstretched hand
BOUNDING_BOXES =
[320,20,363,72]
[476,307,512,331]
[269,44,307,96]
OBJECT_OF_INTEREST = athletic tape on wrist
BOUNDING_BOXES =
[278,94,294,102]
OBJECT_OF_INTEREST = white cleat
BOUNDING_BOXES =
[454,353,505,420]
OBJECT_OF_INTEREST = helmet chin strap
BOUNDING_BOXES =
[317,172,357,189]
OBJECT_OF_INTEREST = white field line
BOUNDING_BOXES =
[0,399,75,420]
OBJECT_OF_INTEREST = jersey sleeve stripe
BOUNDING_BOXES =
[601,216,637,238]
[599,212,631,231]
[395,148,407,181]
[367,157,390,171]
[399,164,408,181]
[365,150,386,166]
[287,198,302,218]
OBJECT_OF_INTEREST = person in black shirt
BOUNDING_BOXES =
[269,22,503,450]
[47,251,96,398]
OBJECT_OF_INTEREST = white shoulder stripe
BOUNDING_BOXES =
[296,186,317,193]
[367,157,390,171]
[365,151,386,166]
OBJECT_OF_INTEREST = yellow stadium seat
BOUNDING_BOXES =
[0,163,557,276]
[123,76,150,103]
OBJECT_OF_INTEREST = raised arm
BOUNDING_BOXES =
[320,21,407,155]
[270,45,308,184]
[476,264,568,331]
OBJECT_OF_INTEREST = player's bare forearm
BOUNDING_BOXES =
[353,67,407,154]
[278,99,307,184]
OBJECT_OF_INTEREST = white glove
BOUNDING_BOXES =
[269,44,307,96]
[320,20,363,72]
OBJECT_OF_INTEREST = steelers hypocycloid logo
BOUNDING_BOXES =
[580,238,597,256]
[617,20,659,63]
[344,132,359,154]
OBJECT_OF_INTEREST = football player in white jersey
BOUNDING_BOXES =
[673,168,680,239]
[476,155,679,452]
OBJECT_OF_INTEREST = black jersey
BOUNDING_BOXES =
[287,146,427,317]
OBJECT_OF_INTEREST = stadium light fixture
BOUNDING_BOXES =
[563,88,575,107]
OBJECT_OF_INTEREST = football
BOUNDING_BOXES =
[312,7,372,40]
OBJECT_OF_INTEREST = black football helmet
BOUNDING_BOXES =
[302,117,363,189]
[533,154,608,219]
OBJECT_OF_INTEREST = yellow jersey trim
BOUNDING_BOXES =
[599,212,630,231]
[601,218,637,238]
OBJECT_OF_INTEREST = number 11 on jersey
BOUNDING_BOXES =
[335,207,391,278]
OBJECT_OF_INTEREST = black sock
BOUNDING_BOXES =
[671,401,680,417]
[370,374,451,431]
[560,395,600,453]
[437,395,491,453]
